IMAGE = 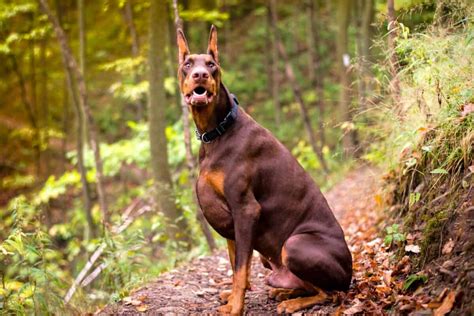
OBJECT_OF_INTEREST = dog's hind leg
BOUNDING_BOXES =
[282,233,352,292]
[270,232,351,312]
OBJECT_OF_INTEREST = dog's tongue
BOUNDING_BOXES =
[192,92,208,104]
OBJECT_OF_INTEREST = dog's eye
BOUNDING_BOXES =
[207,62,215,68]
[184,62,191,69]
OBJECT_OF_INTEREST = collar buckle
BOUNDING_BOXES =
[200,132,212,143]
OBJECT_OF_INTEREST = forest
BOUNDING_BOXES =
[0,0,473,314]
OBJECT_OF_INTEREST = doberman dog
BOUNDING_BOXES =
[177,25,352,315]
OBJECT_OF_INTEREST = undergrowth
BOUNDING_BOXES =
[368,8,474,266]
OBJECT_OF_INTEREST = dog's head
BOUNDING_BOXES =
[177,25,221,108]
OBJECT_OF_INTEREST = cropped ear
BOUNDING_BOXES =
[177,28,190,64]
[207,25,219,64]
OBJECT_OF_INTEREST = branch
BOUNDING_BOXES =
[63,197,152,303]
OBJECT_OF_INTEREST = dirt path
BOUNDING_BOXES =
[100,166,387,314]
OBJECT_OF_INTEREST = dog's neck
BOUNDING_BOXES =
[190,82,232,134]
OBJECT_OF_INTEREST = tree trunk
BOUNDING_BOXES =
[387,0,401,116]
[267,3,281,126]
[171,0,216,250]
[270,0,329,174]
[336,0,356,156]
[307,0,326,148]
[358,0,374,110]
[40,38,50,174]
[56,1,96,238]
[9,53,41,178]
[39,0,109,229]
[29,14,42,178]
[121,0,145,121]
[149,0,190,245]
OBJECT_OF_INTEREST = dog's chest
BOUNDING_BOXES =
[196,170,234,239]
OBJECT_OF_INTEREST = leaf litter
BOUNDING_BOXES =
[100,166,467,315]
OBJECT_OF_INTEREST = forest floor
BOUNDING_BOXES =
[100,165,466,315]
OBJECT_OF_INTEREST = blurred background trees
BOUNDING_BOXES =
[0,0,472,313]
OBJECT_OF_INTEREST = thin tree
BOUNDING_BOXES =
[270,0,329,174]
[51,0,96,237]
[307,0,326,148]
[171,0,216,250]
[120,0,144,120]
[38,0,109,229]
[148,0,190,244]
[9,53,41,177]
[356,0,375,111]
[28,12,42,177]
[336,0,357,156]
[267,5,281,126]
[387,0,401,115]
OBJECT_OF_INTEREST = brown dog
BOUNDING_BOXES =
[177,25,352,315]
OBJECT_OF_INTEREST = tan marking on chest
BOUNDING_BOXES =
[203,170,225,196]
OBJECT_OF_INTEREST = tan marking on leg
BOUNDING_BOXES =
[204,170,225,196]
[219,240,236,304]
[281,246,289,267]
[218,266,248,315]
[277,289,329,314]
[227,239,235,271]
[246,259,252,290]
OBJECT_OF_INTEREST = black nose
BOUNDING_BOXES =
[192,70,209,81]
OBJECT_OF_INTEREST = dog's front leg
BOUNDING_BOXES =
[218,194,260,315]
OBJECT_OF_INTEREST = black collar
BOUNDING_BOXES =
[195,93,239,143]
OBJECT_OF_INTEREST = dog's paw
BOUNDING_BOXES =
[269,288,290,301]
[217,303,233,314]
[219,289,232,303]
[277,300,298,314]
[269,288,308,301]
[217,302,243,315]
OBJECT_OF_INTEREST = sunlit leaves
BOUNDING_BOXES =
[100,56,145,74]
[0,3,36,22]
[430,168,448,174]
[409,192,420,207]
[34,171,81,205]
[180,10,229,27]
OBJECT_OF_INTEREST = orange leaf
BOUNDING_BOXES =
[374,194,383,207]
[441,239,455,255]
[434,291,456,316]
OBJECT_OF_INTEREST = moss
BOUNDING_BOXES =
[421,210,448,256]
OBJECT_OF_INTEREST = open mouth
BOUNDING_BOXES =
[185,86,214,106]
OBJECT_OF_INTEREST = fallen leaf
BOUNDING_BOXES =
[434,290,456,316]
[374,194,383,207]
[343,299,364,314]
[123,296,142,306]
[383,270,392,286]
[405,244,421,254]
[442,239,455,255]
[468,165,474,174]
[136,304,149,312]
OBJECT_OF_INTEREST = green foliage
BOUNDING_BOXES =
[0,199,67,314]
[384,224,406,247]
[180,10,229,27]
[403,273,428,291]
